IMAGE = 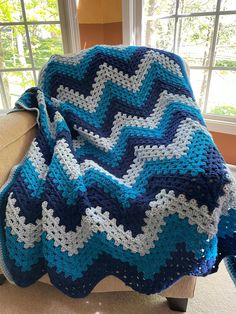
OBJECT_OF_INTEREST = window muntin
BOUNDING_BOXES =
[0,0,64,111]
[142,0,236,119]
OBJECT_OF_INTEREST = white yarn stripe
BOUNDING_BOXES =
[54,140,126,186]
[56,50,183,113]
[28,120,208,192]
[37,90,64,140]
[38,48,91,88]
[73,91,199,152]
[28,140,48,180]
[6,189,225,255]
[72,136,85,150]
[27,91,204,188]
[48,47,181,74]
[6,193,42,248]
[53,118,208,187]
[54,139,81,180]
[49,48,90,65]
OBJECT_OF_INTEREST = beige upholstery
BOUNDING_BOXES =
[0,110,196,298]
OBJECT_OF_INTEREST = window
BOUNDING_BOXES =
[123,0,236,133]
[0,0,80,112]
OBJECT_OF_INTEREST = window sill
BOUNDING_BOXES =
[205,118,236,135]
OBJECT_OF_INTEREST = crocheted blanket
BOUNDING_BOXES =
[0,45,236,297]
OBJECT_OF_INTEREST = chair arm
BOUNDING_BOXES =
[0,111,37,187]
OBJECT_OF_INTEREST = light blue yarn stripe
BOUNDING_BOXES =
[48,62,188,110]
[41,48,184,95]
[49,130,213,206]
[5,214,217,279]
[74,104,205,165]
[20,159,45,199]
[40,46,139,92]
[60,88,200,129]
[5,228,43,272]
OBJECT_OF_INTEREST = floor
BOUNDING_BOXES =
[0,263,235,314]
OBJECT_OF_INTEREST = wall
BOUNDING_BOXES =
[211,132,236,165]
[78,0,122,49]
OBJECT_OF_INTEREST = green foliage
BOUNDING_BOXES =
[211,105,236,117]
[0,0,63,108]
[24,0,59,21]
[0,0,22,22]
[215,60,236,67]
[29,24,63,68]
[143,0,236,112]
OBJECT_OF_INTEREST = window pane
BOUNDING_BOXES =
[1,71,35,109]
[207,70,236,117]
[0,0,23,22]
[179,0,217,13]
[0,26,31,69]
[214,15,236,67]
[189,69,209,110]
[0,78,5,110]
[35,70,40,83]
[177,16,215,66]
[0,95,3,110]
[221,0,236,11]
[143,0,176,17]
[24,0,60,21]
[28,24,63,68]
[143,18,175,51]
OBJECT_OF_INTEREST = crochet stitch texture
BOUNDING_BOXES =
[0,45,235,297]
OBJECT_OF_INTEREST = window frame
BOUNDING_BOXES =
[0,0,80,113]
[122,0,236,135]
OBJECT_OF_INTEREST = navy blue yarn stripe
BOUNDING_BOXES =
[13,161,229,231]
[6,243,216,297]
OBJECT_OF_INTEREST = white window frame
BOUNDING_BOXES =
[0,0,80,113]
[122,0,236,135]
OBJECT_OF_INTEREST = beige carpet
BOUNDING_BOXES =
[0,263,235,314]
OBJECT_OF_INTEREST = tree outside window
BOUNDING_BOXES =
[0,0,63,110]
[142,0,236,118]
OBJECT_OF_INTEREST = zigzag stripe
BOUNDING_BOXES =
[66,104,204,167]
[23,109,209,192]
[72,110,204,166]
[54,52,184,113]
[6,189,218,256]
[57,119,208,186]
[6,245,216,296]
[26,105,205,190]
[6,195,41,246]
[57,79,195,130]
[52,46,181,75]
[5,213,217,280]
[71,90,200,141]
[40,46,140,83]
[20,130,213,209]
[28,139,48,179]
[46,248,215,296]
[72,110,203,172]
[21,90,202,165]
[39,48,183,97]
[14,156,229,231]
[19,159,45,199]
[50,45,138,65]
[73,110,206,153]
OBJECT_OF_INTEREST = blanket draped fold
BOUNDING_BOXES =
[0,45,235,297]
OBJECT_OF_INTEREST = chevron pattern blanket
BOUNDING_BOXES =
[0,45,235,297]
